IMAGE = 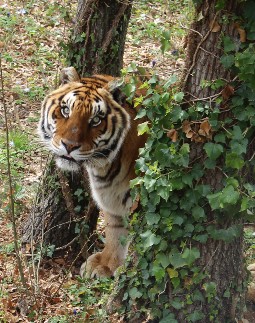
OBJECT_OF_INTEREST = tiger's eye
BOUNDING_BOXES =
[91,116,101,126]
[61,105,70,118]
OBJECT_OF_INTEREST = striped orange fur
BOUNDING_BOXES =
[39,67,147,277]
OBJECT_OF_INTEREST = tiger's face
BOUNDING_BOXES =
[39,68,130,172]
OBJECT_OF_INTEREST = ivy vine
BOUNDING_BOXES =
[116,1,255,322]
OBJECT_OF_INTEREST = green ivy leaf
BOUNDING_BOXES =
[207,192,222,210]
[187,311,205,322]
[223,36,236,52]
[171,277,181,289]
[184,223,195,233]
[207,185,240,210]
[231,125,243,140]
[192,205,205,220]
[160,30,171,54]
[157,253,171,268]
[180,143,190,154]
[171,298,183,310]
[152,264,166,281]
[154,143,171,166]
[182,248,200,265]
[135,108,147,120]
[221,185,240,205]
[173,216,184,226]
[226,153,244,169]
[244,183,255,196]
[146,212,160,225]
[130,177,144,188]
[226,177,239,189]
[208,225,242,243]
[230,140,247,155]
[123,83,136,98]
[204,143,223,160]
[157,186,170,201]
[137,121,150,135]
[159,313,178,323]
[194,234,208,243]
[220,54,235,69]
[143,233,161,249]
[163,75,178,89]
[173,92,184,102]
[167,268,179,278]
[204,158,216,169]
[171,105,188,122]
[195,185,211,196]
[129,287,143,299]
[182,173,193,187]
[169,252,187,269]
[214,133,226,143]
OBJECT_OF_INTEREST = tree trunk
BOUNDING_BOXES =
[179,1,245,321]
[22,0,132,260]
[68,0,133,76]
[22,159,98,259]
[112,1,253,322]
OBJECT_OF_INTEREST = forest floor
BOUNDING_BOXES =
[0,0,255,322]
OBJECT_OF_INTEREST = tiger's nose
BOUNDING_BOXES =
[61,139,81,154]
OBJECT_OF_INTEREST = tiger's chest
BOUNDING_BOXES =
[86,161,132,216]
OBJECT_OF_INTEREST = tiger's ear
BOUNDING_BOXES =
[106,78,127,105]
[59,67,81,85]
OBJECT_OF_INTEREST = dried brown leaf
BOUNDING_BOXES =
[193,134,206,143]
[235,23,247,42]
[167,129,178,142]
[182,120,191,133]
[171,130,178,142]
[198,128,206,136]
[186,130,194,139]
[210,20,221,32]
[237,27,246,42]
[130,195,140,213]
[200,120,211,136]
[222,84,235,100]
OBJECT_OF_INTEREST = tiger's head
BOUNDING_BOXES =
[39,67,130,172]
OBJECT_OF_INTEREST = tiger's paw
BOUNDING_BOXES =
[80,252,121,278]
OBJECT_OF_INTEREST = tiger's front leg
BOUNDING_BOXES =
[80,212,129,278]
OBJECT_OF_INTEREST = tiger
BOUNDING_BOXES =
[38,67,147,278]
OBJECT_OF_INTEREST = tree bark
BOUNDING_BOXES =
[183,0,237,99]
[68,0,133,76]
[111,1,252,322]
[22,159,98,258]
[177,1,247,321]
[22,1,132,259]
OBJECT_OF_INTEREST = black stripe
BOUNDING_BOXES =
[122,190,131,205]
[52,110,57,120]
[92,140,98,148]
[40,119,51,140]
[98,127,123,158]
[111,105,128,130]
[98,115,116,146]
[91,114,117,151]
[81,77,107,87]
[93,151,122,183]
